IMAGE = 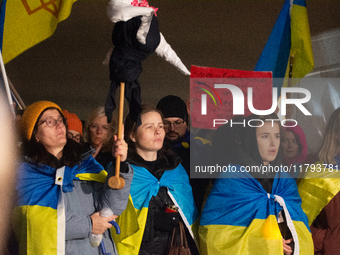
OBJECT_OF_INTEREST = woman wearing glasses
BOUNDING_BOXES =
[84,106,116,170]
[63,110,84,144]
[14,101,133,255]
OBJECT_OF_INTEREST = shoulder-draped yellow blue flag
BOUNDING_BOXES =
[254,0,314,88]
[199,167,313,255]
[0,0,77,64]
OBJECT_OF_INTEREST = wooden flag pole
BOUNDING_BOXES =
[108,82,126,189]
[8,78,26,110]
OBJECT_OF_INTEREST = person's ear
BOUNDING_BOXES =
[130,133,136,143]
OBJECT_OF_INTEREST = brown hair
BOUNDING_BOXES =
[124,105,179,164]
[21,107,82,168]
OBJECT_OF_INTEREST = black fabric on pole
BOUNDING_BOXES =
[105,14,160,124]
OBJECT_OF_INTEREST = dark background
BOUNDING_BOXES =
[5,0,340,120]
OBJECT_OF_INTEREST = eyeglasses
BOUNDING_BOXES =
[89,123,110,133]
[67,132,82,142]
[38,116,66,128]
[163,120,185,128]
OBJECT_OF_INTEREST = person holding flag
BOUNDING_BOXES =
[112,105,199,254]
[14,101,133,255]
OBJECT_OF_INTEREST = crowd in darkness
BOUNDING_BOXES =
[2,91,340,255]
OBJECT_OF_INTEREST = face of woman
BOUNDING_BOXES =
[256,122,281,165]
[131,111,165,155]
[281,130,300,159]
[67,130,81,143]
[35,109,67,156]
[89,116,109,148]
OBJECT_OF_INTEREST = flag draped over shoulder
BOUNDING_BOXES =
[112,164,199,255]
[298,161,340,226]
[0,0,77,64]
[13,156,106,255]
[254,0,314,87]
[199,166,313,255]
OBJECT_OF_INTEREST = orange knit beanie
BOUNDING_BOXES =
[19,101,62,141]
[62,110,83,136]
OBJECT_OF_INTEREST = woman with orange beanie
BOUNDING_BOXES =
[62,110,84,144]
[14,101,133,255]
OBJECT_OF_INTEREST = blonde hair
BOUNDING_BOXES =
[84,106,116,152]
[318,107,340,164]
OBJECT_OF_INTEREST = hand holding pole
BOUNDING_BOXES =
[108,82,126,189]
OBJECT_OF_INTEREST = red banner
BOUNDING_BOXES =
[190,65,273,129]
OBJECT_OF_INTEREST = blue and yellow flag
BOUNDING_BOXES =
[112,164,199,255]
[298,161,340,226]
[199,165,313,255]
[255,0,314,88]
[13,156,107,255]
[0,0,77,64]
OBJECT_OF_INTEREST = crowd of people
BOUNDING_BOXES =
[3,93,340,255]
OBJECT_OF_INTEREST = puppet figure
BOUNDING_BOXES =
[104,0,190,124]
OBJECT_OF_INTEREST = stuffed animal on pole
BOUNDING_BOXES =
[104,0,190,124]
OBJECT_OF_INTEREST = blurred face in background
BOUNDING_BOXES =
[281,130,300,159]
[89,116,109,148]
[256,122,281,165]
[163,117,187,142]
[67,129,82,143]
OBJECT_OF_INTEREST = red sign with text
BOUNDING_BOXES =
[190,65,274,129]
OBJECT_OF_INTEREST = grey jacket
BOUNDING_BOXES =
[64,161,133,255]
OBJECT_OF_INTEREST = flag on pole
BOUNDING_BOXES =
[254,0,314,87]
[0,0,77,64]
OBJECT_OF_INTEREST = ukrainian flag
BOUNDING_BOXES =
[112,164,199,255]
[255,0,314,87]
[298,162,340,226]
[199,165,313,255]
[13,156,107,255]
[0,0,77,64]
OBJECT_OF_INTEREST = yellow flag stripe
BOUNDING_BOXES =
[3,0,77,63]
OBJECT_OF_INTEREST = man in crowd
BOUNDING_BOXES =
[157,95,209,211]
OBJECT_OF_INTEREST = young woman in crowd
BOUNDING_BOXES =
[200,114,313,255]
[280,122,308,178]
[112,105,199,255]
[84,106,116,169]
[14,101,133,255]
[298,107,340,255]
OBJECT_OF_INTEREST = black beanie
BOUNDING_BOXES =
[156,95,188,123]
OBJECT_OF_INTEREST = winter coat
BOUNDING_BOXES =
[112,153,199,255]
[13,156,133,255]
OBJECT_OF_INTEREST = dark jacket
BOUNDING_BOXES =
[127,152,199,255]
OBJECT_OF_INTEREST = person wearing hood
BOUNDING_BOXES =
[280,122,308,178]
[199,114,313,255]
